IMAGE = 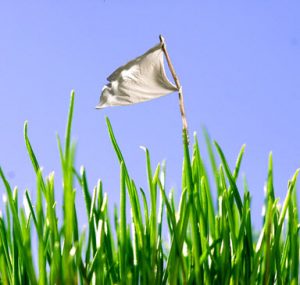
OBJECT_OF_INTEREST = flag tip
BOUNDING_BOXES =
[95,104,103,110]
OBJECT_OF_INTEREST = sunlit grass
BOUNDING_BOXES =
[0,92,299,284]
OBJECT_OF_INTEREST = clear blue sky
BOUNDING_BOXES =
[0,1,299,229]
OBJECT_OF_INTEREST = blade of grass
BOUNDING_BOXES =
[119,161,127,284]
[214,141,243,216]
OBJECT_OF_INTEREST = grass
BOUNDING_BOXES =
[0,91,299,284]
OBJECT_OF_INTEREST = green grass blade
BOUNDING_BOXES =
[233,144,246,181]
[214,141,243,216]
[80,166,92,218]
[1,93,300,284]
[64,90,75,163]
[24,121,46,194]
[119,161,127,284]
[203,128,221,195]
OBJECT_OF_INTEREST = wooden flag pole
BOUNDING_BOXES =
[159,35,189,136]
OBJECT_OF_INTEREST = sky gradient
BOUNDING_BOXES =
[0,1,299,228]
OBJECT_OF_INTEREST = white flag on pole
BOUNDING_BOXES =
[96,42,178,109]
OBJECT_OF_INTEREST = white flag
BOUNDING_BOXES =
[96,42,178,109]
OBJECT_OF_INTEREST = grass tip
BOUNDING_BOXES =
[23,194,30,218]
[70,246,76,257]
[100,193,108,212]
[48,171,55,180]
[105,116,114,130]
[213,140,219,148]
[139,146,147,152]
[13,186,18,199]
[261,204,266,217]
[268,151,273,161]
[294,168,300,176]
[80,165,85,175]
[2,194,7,203]
[24,120,29,135]
[263,183,267,195]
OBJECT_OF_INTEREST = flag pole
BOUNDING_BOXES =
[159,35,189,138]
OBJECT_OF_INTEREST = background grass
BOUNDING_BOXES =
[0,92,299,284]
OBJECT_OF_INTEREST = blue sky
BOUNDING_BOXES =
[0,1,299,228]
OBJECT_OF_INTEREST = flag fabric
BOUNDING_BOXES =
[96,42,178,109]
